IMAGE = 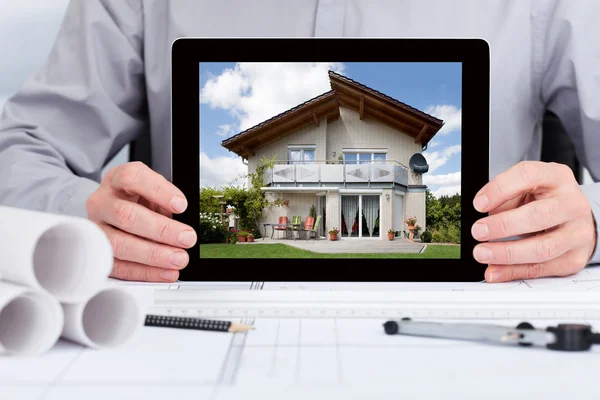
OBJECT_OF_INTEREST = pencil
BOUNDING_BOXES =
[144,314,254,333]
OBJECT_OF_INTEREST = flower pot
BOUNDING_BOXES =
[329,234,338,241]
[237,236,246,242]
[388,232,394,241]
[247,236,254,242]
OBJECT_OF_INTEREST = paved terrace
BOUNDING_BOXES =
[237,237,427,254]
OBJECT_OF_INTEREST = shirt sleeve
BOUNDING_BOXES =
[535,0,600,265]
[0,0,147,218]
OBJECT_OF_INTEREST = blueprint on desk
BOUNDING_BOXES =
[3,267,600,400]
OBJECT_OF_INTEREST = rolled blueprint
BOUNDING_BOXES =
[0,280,63,356]
[0,206,113,303]
[61,286,145,349]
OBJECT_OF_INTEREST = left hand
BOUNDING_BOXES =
[471,161,597,282]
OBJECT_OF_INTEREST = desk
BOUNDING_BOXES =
[3,275,600,400]
[262,223,301,240]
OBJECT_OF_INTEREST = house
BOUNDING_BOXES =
[221,71,444,239]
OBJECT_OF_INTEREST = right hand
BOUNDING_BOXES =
[86,162,196,282]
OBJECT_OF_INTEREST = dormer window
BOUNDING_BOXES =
[288,145,316,164]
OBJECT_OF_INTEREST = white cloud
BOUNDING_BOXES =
[200,152,247,188]
[432,185,462,198]
[423,144,461,173]
[425,104,461,135]
[427,140,442,148]
[423,171,461,187]
[215,124,234,138]
[200,62,346,131]
[424,172,461,198]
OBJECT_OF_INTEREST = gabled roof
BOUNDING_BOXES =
[221,71,444,158]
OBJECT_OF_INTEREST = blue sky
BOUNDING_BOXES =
[199,62,462,197]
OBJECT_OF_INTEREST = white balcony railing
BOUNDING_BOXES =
[263,160,409,186]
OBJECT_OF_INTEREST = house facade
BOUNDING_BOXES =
[221,71,444,239]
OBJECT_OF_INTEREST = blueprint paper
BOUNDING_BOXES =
[2,273,600,399]
[0,280,63,356]
[0,206,113,303]
[1,317,598,400]
[61,286,145,349]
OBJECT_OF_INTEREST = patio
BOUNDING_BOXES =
[236,237,427,254]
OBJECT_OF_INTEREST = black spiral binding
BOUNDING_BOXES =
[144,314,232,332]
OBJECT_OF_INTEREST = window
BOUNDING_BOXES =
[343,150,387,164]
[288,146,316,164]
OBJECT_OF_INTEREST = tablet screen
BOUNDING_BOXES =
[199,62,462,260]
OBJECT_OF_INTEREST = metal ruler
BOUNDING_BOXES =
[152,290,600,320]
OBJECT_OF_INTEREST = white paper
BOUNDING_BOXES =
[61,286,145,349]
[0,206,113,303]
[0,280,63,356]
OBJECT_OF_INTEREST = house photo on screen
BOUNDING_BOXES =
[199,62,461,259]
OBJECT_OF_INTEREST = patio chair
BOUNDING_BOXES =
[287,215,302,239]
[300,217,314,239]
[302,215,321,240]
[274,216,287,238]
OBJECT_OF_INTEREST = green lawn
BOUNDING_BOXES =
[200,243,460,259]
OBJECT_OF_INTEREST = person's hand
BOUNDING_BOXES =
[86,162,196,282]
[471,161,597,282]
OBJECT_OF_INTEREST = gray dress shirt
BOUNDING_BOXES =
[1,0,599,262]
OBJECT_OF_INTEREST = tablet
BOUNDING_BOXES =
[172,38,489,282]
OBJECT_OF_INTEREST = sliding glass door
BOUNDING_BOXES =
[341,194,380,238]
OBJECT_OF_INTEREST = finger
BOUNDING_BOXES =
[101,198,197,248]
[473,161,572,213]
[483,249,588,283]
[472,194,586,241]
[157,207,173,218]
[488,193,534,216]
[472,221,586,265]
[138,197,173,218]
[111,162,188,214]
[110,259,180,282]
[101,223,189,270]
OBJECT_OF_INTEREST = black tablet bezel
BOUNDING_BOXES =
[172,38,489,282]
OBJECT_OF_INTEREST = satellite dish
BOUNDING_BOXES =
[409,153,429,174]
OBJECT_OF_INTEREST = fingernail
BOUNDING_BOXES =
[488,268,502,283]
[473,194,489,211]
[474,245,493,262]
[171,196,187,213]
[178,230,197,247]
[471,222,489,240]
[160,270,179,281]
[170,251,188,268]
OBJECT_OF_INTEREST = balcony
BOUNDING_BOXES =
[262,160,409,188]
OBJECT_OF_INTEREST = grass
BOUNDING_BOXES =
[199,243,460,259]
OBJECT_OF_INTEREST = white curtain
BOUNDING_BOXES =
[362,196,379,237]
[342,196,359,237]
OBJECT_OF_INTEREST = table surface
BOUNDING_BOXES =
[3,277,600,400]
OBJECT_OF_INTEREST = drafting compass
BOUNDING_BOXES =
[383,318,600,351]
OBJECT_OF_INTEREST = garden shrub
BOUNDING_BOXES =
[430,224,461,244]
[199,213,226,244]
[420,230,432,243]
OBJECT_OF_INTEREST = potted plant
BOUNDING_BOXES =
[387,228,395,241]
[247,232,255,242]
[404,216,417,242]
[236,229,247,243]
[328,227,339,241]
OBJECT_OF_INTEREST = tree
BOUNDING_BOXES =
[199,155,276,238]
